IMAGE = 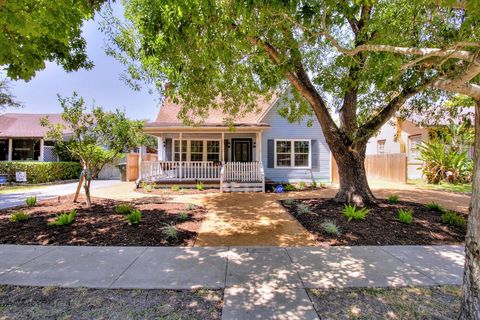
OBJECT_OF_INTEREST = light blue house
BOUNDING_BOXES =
[142,93,332,191]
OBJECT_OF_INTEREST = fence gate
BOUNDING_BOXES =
[331,153,408,184]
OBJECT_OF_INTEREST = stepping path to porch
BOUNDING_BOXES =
[0,244,465,319]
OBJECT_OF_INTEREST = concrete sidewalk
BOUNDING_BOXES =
[0,180,122,210]
[0,245,465,319]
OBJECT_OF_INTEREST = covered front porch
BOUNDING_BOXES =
[0,138,57,162]
[141,128,266,192]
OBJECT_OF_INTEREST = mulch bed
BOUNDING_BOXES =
[137,187,220,195]
[0,196,207,246]
[281,198,466,245]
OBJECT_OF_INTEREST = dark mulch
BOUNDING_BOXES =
[281,198,466,245]
[0,196,207,246]
[0,285,223,320]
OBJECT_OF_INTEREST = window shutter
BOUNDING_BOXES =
[224,139,229,162]
[311,140,319,170]
[267,139,274,168]
[165,139,172,161]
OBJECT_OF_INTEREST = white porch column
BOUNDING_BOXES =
[157,136,164,160]
[221,132,225,163]
[179,132,183,181]
[256,131,262,162]
[7,139,12,161]
[39,139,44,162]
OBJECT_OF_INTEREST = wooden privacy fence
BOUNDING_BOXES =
[126,153,157,181]
[331,153,407,184]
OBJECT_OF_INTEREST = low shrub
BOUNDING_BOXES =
[196,182,204,191]
[398,208,413,224]
[125,209,142,225]
[284,184,296,191]
[387,194,400,204]
[321,220,341,235]
[143,183,153,192]
[425,202,446,214]
[177,212,189,221]
[297,203,310,214]
[284,199,295,206]
[298,181,306,190]
[343,204,369,222]
[186,203,197,211]
[115,204,133,215]
[171,185,180,192]
[441,211,466,228]
[10,211,30,222]
[311,181,317,189]
[0,161,81,184]
[162,225,178,239]
[25,196,37,207]
[49,209,76,226]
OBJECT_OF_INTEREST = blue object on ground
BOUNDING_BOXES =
[275,185,284,193]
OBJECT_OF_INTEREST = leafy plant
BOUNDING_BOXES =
[10,211,29,222]
[162,225,178,239]
[387,194,400,204]
[284,198,295,206]
[116,204,133,215]
[49,209,77,226]
[171,185,180,192]
[296,203,310,214]
[441,211,466,228]
[425,202,446,214]
[25,196,37,207]
[398,208,413,224]
[311,180,317,189]
[343,204,369,222]
[177,212,189,221]
[321,220,341,235]
[125,209,142,225]
[284,184,296,191]
[298,181,306,190]
[143,183,153,192]
[196,182,204,191]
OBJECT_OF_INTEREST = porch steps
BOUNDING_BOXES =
[221,181,264,192]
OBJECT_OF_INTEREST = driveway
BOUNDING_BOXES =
[0,180,122,210]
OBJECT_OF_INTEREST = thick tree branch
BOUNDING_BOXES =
[434,79,480,99]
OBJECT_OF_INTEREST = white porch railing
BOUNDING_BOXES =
[221,161,264,182]
[141,161,221,181]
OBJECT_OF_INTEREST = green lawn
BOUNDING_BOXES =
[0,185,45,195]
[408,179,472,194]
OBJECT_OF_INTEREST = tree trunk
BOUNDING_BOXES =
[332,146,376,206]
[460,99,480,319]
[83,177,92,207]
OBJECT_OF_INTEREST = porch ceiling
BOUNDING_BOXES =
[144,125,268,135]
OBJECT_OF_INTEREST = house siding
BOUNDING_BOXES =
[261,103,331,183]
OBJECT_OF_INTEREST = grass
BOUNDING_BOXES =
[408,179,472,194]
[0,185,45,195]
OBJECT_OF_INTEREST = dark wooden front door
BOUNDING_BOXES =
[232,139,252,162]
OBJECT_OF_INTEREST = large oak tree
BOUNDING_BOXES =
[109,0,480,316]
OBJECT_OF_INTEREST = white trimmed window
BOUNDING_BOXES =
[377,140,386,154]
[408,134,423,161]
[173,139,221,161]
[274,139,311,168]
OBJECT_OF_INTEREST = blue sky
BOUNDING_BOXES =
[8,3,159,121]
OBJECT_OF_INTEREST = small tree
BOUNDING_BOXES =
[41,93,147,206]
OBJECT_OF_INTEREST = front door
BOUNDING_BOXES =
[232,139,252,162]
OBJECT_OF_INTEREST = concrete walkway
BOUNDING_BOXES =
[0,244,465,319]
[0,180,122,210]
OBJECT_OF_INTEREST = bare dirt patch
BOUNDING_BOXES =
[0,196,207,246]
[308,286,460,319]
[137,187,220,196]
[281,198,465,245]
[0,285,222,320]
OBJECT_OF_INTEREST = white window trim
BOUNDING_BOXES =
[274,139,311,169]
[172,139,221,162]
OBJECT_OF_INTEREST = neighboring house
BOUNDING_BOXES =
[366,109,474,180]
[0,113,70,162]
[142,94,331,191]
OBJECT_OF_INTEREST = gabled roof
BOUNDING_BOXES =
[145,94,279,129]
[0,113,71,138]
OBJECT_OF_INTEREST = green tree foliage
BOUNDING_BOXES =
[41,93,147,206]
[0,0,107,81]
[418,123,474,184]
[0,78,22,111]
[107,0,480,206]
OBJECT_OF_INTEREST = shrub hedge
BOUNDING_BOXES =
[0,162,82,184]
